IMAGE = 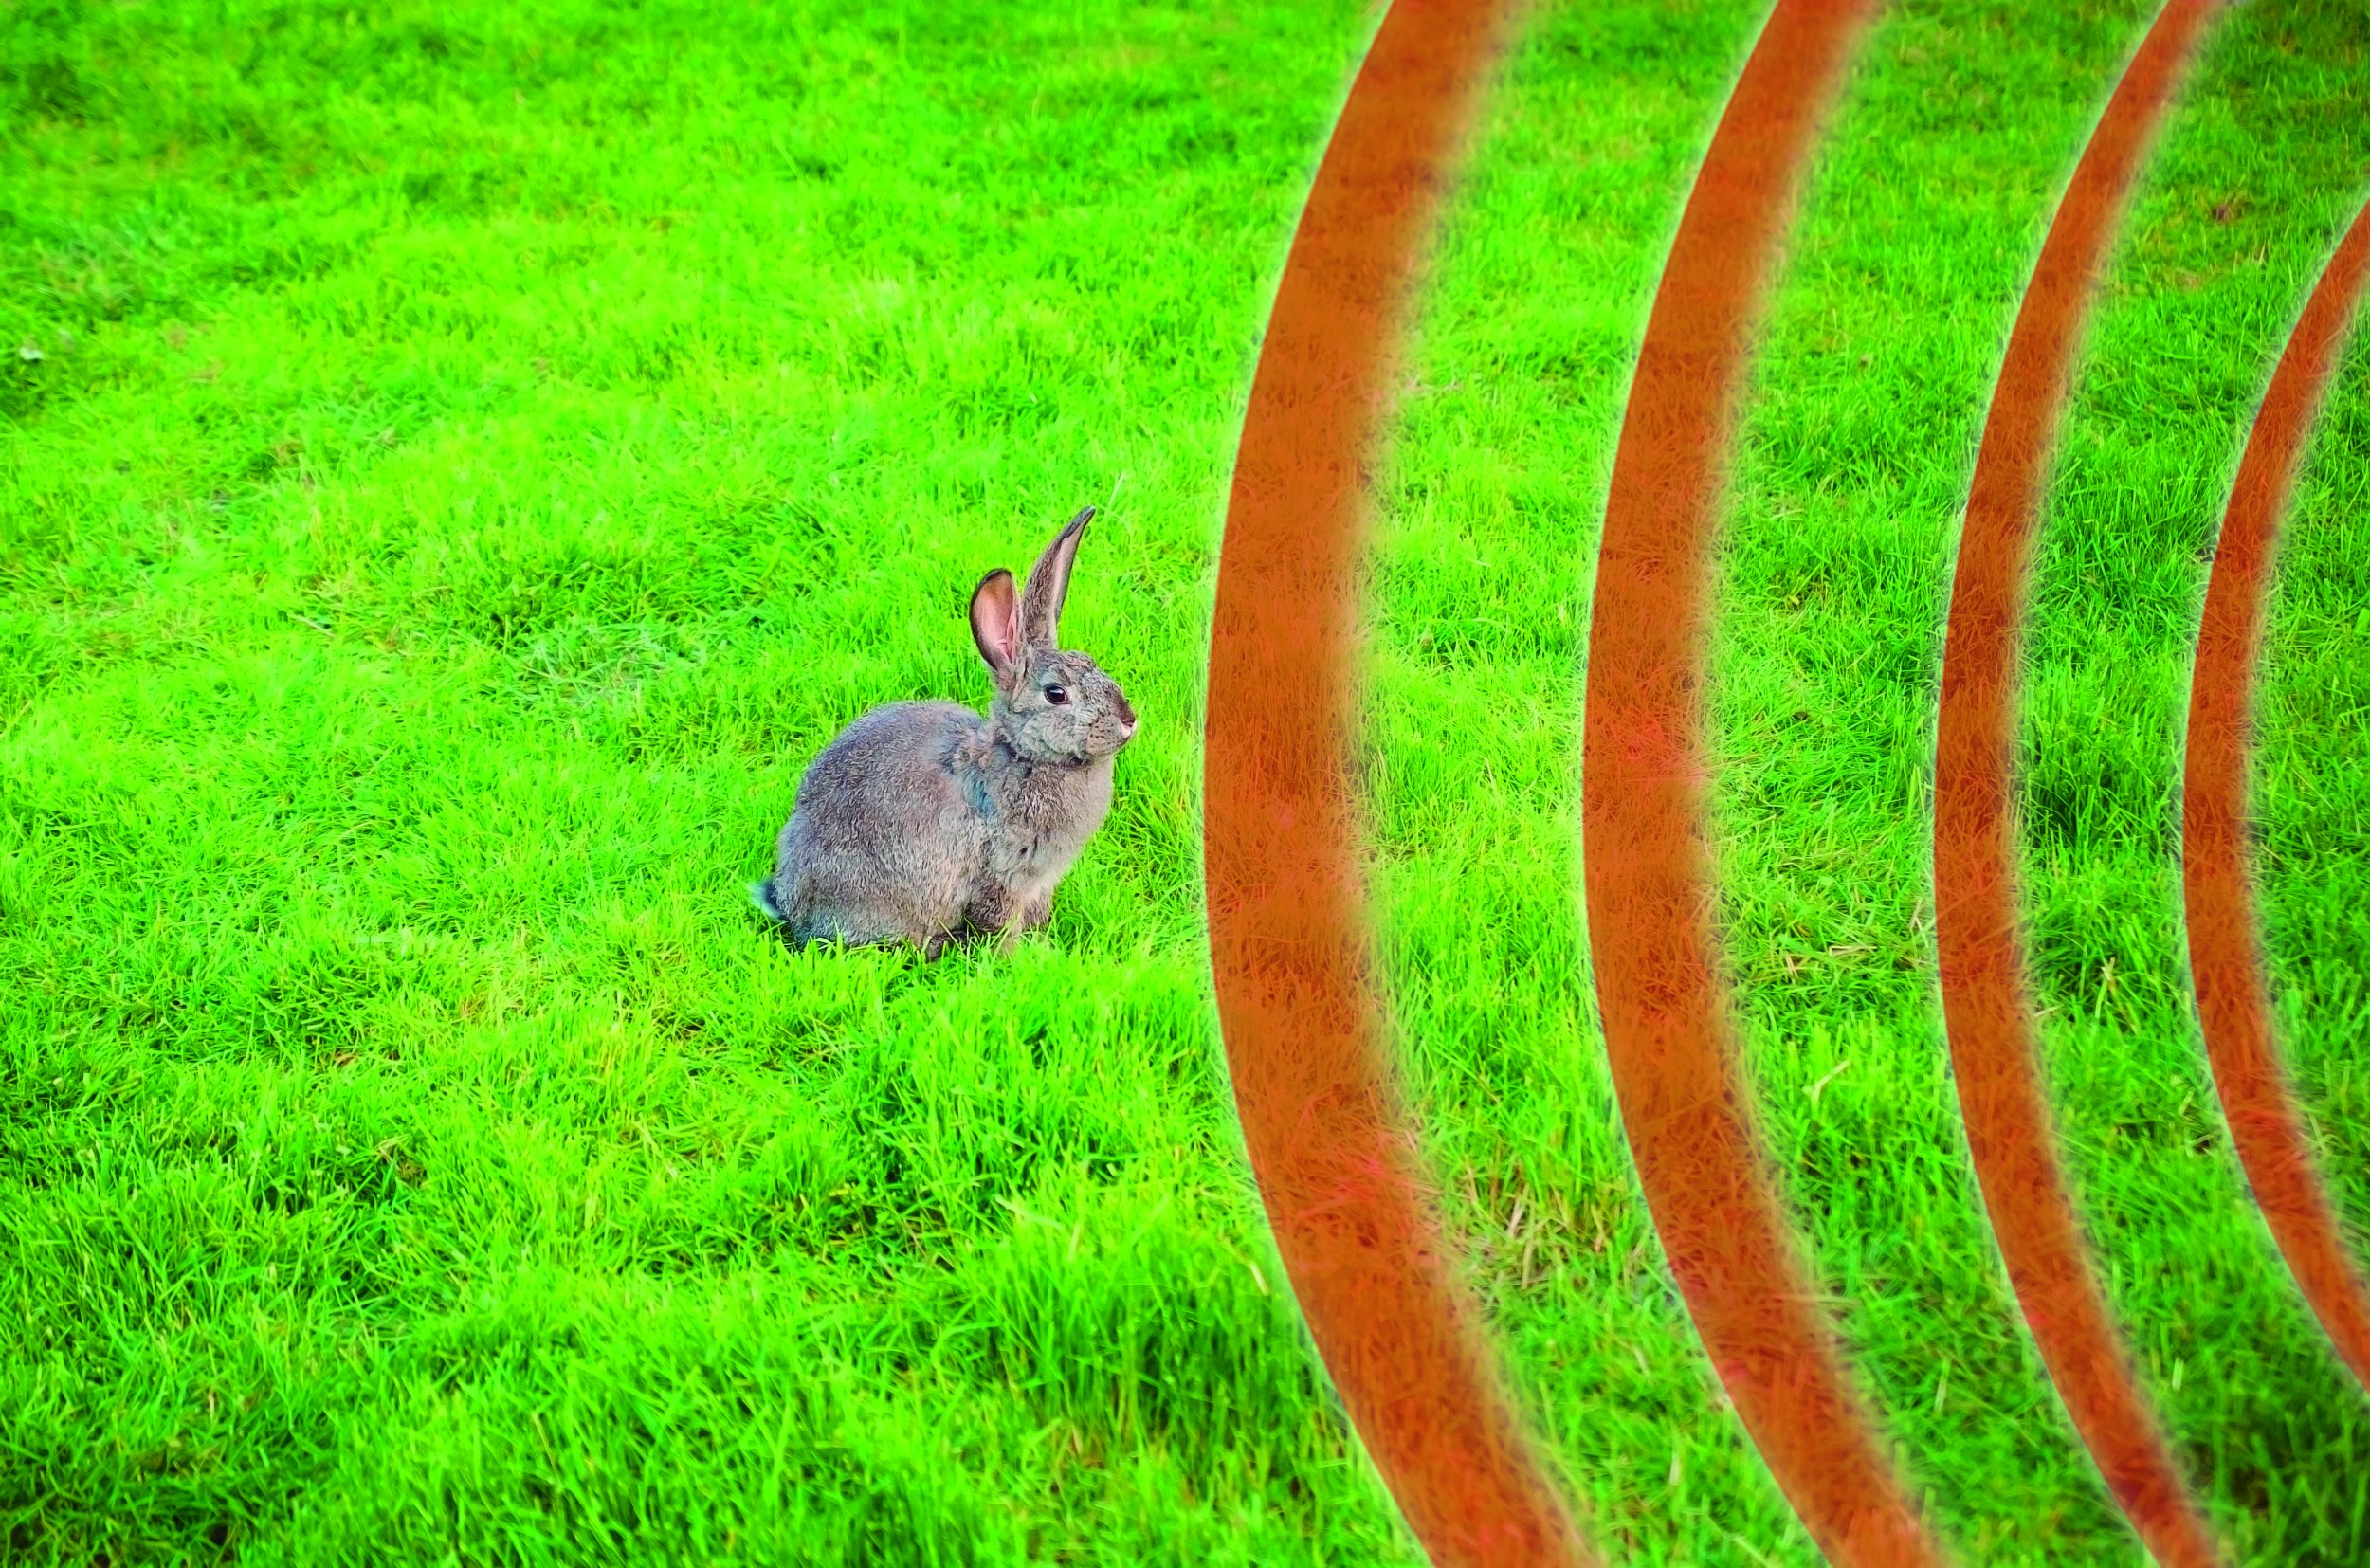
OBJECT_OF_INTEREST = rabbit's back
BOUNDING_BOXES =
[767,702,992,948]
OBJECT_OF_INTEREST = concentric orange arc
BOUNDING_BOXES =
[1580,1,1947,1563]
[1201,0,1592,1562]
[2183,195,2370,1394]
[1931,2,2226,1564]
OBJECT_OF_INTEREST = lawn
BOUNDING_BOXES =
[3,0,2367,1563]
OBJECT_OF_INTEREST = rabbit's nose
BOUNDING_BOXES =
[1116,694,1138,731]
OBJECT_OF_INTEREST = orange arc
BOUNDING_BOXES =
[1580,0,1948,1563]
[2183,194,2370,1394]
[1931,1,2228,1564]
[1201,0,1594,1561]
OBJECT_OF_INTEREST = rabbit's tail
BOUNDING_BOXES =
[748,877,790,925]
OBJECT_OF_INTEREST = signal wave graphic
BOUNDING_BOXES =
[1204,0,2364,1562]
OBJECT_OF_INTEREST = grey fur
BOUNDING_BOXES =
[758,506,1136,957]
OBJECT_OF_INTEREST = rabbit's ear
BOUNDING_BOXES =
[1020,506,1093,649]
[970,569,1023,682]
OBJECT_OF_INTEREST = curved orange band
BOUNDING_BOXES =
[1202,0,1592,1561]
[1580,2,1947,1563]
[2183,195,2370,1394]
[1932,4,2227,1564]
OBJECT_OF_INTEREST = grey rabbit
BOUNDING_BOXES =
[752,505,1138,957]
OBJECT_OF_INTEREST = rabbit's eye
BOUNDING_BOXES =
[1044,684,1070,705]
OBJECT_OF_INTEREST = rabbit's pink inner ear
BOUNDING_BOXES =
[970,570,1022,679]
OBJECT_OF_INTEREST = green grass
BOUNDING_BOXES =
[4,0,2368,1562]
